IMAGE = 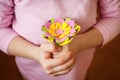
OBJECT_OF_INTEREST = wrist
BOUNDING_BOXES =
[82,28,103,48]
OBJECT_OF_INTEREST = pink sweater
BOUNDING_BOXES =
[0,0,120,80]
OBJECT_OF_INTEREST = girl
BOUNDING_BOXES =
[0,0,120,80]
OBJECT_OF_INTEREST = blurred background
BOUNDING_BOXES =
[0,34,120,80]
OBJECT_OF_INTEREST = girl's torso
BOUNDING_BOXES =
[13,0,98,80]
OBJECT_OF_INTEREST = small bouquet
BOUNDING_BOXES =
[41,18,81,46]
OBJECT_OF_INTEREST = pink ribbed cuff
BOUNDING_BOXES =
[94,18,120,47]
[0,29,19,54]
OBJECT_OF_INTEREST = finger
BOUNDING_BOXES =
[39,52,52,62]
[44,52,73,70]
[52,45,63,56]
[50,64,74,76]
[53,45,68,58]
[47,55,75,75]
[55,45,63,52]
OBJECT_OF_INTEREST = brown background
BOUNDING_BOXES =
[0,34,120,80]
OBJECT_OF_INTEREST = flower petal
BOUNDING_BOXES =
[56,29,64,34]
[59,37,73,46]
[67,20,75,27]
[45,22,51,29]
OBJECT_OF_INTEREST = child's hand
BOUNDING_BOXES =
[8,36,74,76]
[34,42,75,76]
